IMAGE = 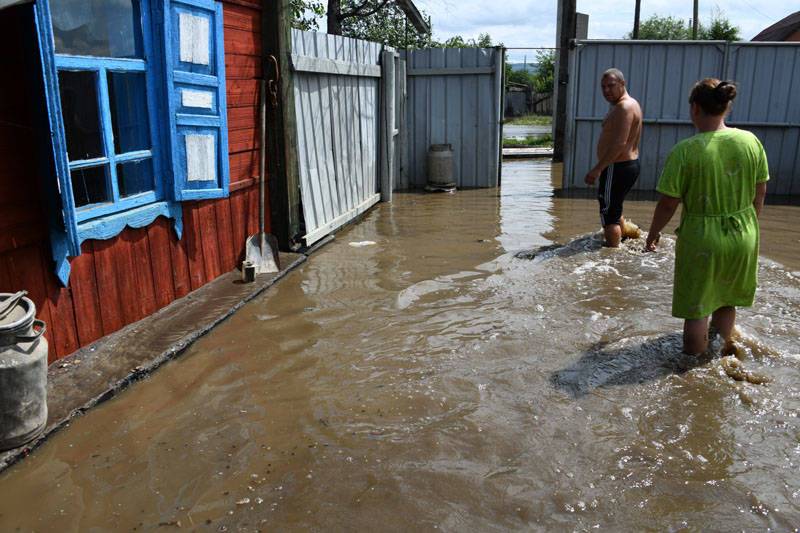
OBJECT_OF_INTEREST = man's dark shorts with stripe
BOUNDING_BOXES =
[597,159,640,226]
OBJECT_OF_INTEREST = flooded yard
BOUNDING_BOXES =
[0,160,798,531]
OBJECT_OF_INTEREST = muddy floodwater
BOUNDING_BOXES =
[1,161,799,531]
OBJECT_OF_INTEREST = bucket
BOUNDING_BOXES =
[0,291,48,451]
[426,144,455,189]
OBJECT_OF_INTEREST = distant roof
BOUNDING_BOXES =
[752,11,800,41]
[395,0,430,35]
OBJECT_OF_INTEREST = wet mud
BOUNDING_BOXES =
[0,161,798,531]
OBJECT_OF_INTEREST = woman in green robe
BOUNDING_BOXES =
[645,78,769,355]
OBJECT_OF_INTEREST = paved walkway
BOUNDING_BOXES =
[0,252,306,471]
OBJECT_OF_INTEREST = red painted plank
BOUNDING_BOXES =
[197,201,222,282]
[223,3,260,32]
[182,202,207,291]
[111,231,143,325]
[227,106,257,129]
[147,217,177,309]
[90,239,125,336]
[229,150,258,184]
[68,242,104,347]
[128,227,158,319]
[214,198,237,272]
[246,184,260,237]
[40,247,80,359]
[5,246,56,362]
[226,80,259,108]
[169,218,192,299]
[224,27,260,56]
[0,222,48,255]
[225,54,261,79]
[221,0,261,10]
[229,187,249,265]
[228,128,258,154]
[0,255,12,292]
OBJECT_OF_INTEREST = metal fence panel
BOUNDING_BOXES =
[291,29,382,245]
[400,47,503,189]
[564,41,800,195]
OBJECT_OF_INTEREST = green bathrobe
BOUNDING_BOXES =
[656,128,770,319]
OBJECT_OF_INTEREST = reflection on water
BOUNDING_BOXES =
[0,161,798,531]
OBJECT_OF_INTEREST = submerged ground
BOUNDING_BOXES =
[0,161,798,531]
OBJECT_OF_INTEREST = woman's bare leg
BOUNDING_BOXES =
[683,317,709,355]
[711,306,736,352]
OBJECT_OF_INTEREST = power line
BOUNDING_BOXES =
[736,0,780,21]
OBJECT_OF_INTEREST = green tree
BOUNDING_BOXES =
[531,50,555,94]
[627,10,741,41]
[342,2,432,48]
[432,32,497,48]
[504,50,554,94]
[699,9,741,41]
[628,15,690,39]
[290,0,325,31]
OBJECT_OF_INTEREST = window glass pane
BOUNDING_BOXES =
[50,0,143,59]
[71,165,110,207]
[58,70,104,161]
[117,159,154,198]
[109,72,150,154]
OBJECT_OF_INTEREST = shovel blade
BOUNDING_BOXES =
[244,233,279,274]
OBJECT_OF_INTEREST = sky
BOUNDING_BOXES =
[411,0,800,63]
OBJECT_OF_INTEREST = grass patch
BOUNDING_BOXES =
[505,114,552,126]
[503,134,553,148]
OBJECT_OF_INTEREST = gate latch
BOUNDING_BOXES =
[267,55,280,108]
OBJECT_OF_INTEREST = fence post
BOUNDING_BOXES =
[494,46,506,187]
[380,48,396,202]
[397,56,408,191]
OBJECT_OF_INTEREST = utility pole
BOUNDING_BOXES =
[553,0,576,162]
[692,0,699,39]
[633,0,641,39]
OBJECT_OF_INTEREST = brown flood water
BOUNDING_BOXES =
[1,160,799,531]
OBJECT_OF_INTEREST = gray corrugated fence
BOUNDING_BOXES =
[400,47,504,189]
[291,29,383,245]
[564,40,800,195]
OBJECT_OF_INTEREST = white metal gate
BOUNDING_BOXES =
[290,29,384,245]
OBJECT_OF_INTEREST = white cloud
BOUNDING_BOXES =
[413,0,800,63]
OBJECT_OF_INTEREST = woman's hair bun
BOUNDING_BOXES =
[714,81,737,103]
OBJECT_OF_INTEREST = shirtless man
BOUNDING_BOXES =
[584,68,643,247]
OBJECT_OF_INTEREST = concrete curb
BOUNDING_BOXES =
[0,252,307,472]
[502,147,554,159]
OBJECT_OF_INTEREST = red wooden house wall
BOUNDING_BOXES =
[0,0,269,363]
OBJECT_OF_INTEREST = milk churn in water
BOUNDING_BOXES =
[426,144,456,191]
[0,291,48,451]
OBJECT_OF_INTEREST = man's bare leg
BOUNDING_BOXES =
[683,317,710,355]
[603,223,622,247]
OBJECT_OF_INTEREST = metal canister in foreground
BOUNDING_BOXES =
[0,291,48,451]
[426,144,456,191]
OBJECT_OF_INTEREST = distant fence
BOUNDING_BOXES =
[505,89,552,117]
[564,40,800,195]
[401,47,504,189]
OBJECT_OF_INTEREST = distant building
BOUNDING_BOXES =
[576,12,589,40]
[752,11,800,41]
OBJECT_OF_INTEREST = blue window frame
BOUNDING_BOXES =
[33,0,230,285]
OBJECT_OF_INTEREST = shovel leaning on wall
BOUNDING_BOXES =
[244,79,280,275]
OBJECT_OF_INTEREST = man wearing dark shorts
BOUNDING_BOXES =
[584,68,643,247]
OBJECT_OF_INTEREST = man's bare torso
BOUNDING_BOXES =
[597,95,642,163]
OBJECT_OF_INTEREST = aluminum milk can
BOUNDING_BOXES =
[0,291,48,451]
